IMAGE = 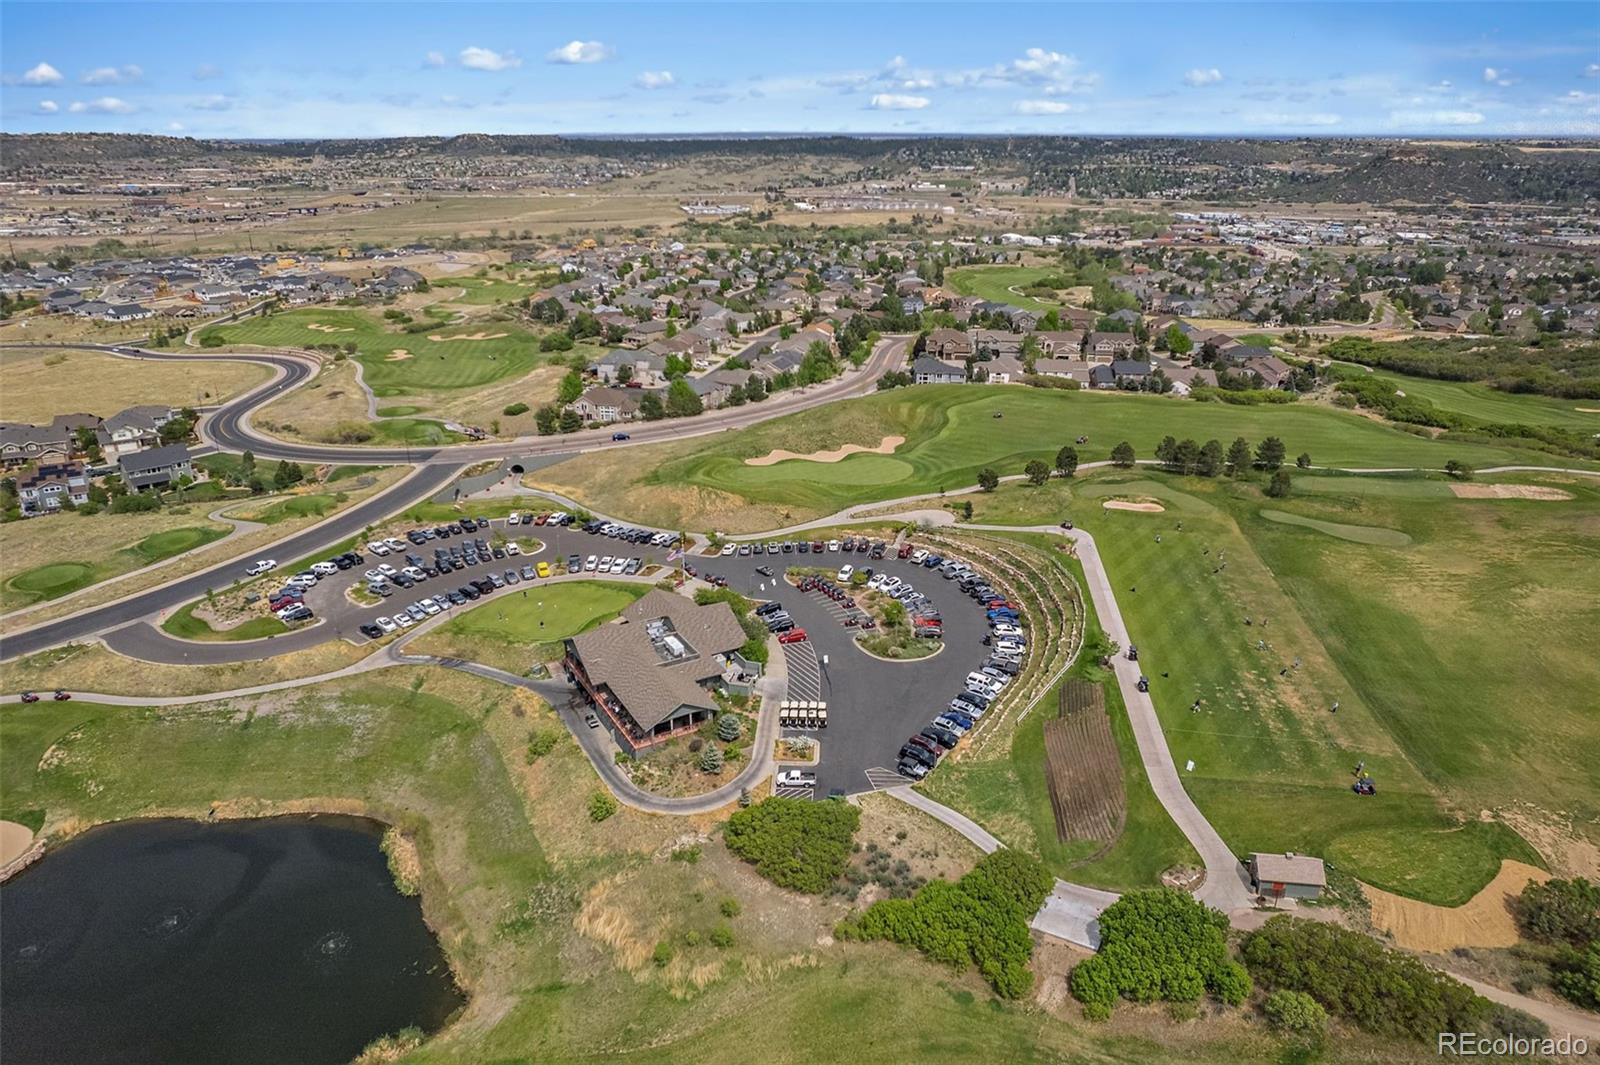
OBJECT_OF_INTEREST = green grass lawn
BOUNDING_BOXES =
[412,580,644,671]
[545,384,1594,532]
[945,265,1069,312]
[447,276,543,305]
[1332,364,1600,431]
[1058,469,1599,903]
[4,526,229,607]
[230,493,338,524]
[160,601,289,641]
[199,307,553,397]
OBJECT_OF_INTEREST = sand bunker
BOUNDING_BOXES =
[1449,484,1574,501]
[427,331,509,342]
[385,349,413,361]
[745,435,905,467]
[305,322,354,334]
[1575,408,1600,413]
[1102,499,1166,513]
[1365,860,1548,953]
[0,820,34,866]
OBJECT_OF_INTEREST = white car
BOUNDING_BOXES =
[402,566,426,581]
[366,541,391,556]
[837,564,854,582]
[776,769,817,788]
[910,549,928,564]
[311,561,339,576]
[598,555,613,571]
[506,542,521,556]
[384,537,406,551]
[420,599,442,616]
[826,539,841,552]
[394,612,415,628]
[245,559,278,577]
[507,511,522,525]
[584,555,599,572]
[377,563,398,577]
[375,616,398,633]
[364,568,386,583]
[286,572,318,587]
[608,557,627,574]
[720,543,737,556]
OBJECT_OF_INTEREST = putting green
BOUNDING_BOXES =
[127,526,226,561]
[436,580,645,643]
[725,454,915,488]
[6,561,95,600]
[1258,509,1412,546]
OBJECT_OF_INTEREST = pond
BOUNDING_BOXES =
[0,815,464,1065]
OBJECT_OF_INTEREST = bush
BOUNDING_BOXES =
[1514,877,1600,946]
[502,402,530,416]
[840,850,1052,999]
[1263,989,1327,1038]
[719,898,741,918]
[723,797,860,893]
[716,714,743,742]
[699,744,724,773]
[1241,915,1490,1042]
[588,791,618,822]
[1069,889,1247,1016]
[525,727,561,763]
[709,925,735,949]
[1553,941,1600,1010]
[652,941,673,967]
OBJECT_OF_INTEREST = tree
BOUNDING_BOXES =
[977,467,1000,492]
[724,798,860,893]
[1197,439,1224,477]
[1154,435,1179,470]
[1024,460,1050,486]
[1110,441,1136,468]
[1225,437,1252,477]
[664,379,703,418]
[1164,323,1193,355]
[699,744,725,773]
[638,392,665,420]
[1296,452,1312,469]
[534,404,560,435]
[716,714,743,742]
[1514,877,1600,947]
[1055,445,1079,478]
[272,460,304,490]
[1444,459,1474,480]
[1254,436,1287,471]
[1173,438,1200,476]
[558,408,583,433]
[1264,989,1328,1040]
[557,369,584,405]
[1266,469,1293,498]
[1069,889,1249,1018]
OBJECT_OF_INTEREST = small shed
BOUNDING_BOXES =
[1249,852,1327,902]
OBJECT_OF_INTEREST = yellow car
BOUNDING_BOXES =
[536,561,551,578]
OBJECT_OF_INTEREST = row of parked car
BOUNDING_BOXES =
[368,515,496,555]
[581,520,681,548]
[722,536,891,559]
[357,555,556,639]
[897,659,1020,780]
[754,598,808,643]
[506,510,572,527]
[262,548,372,623]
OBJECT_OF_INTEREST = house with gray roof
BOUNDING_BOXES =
[912,356,966,385]
[118,443,193,492]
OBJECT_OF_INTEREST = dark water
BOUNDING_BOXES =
[0,815,464,1065]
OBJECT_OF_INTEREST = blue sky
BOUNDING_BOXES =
[3,2,1597,137]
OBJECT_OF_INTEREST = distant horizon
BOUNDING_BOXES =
[3,1,1596,138]
[9,130,1599,143]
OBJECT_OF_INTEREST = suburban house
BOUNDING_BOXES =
[1034,330,1086,355]
[1241,354,1295,389]
[912,356,966,385]
[978,354,1026,383]
[924,327,971,359]
[1111,359,1153,386]
[1248,852,1327,902]
[563,589,753,754]
[0,413,98,467]
[118,443,194,492]
[96,405,174,460]
[592,349,667,386]
[969,329,1026,358]
[686,368,753,408]
[1087,332,1139,358]
[570,386,644,424]
[1162,365,1219,396]
[1032,357,1094,384]
[1089,364,1119,390]
[17,461,89,515]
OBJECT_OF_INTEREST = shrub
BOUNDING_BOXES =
[840,850,1052,999]
[651,941,673,967]
[716,714,743,742]
[525,727,561,763]
[723,797,860,893]
[1241,915,1491,1041]
[699,744,724,773]
[1263,989,1327,1038]
[1514,877,1600,946]
[709,925,735,949]
[1553,941,1600,1010]
[587,791,618,822]
[1068,889,1247,1016]
[719,898,742,918]
[503,402,530,416]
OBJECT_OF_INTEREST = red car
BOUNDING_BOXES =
[897,543,913,559]
[533,513,549,525]
[986,599,1020,611]
[777,628,809,644]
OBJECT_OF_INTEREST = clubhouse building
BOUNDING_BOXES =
[563,589,753,754]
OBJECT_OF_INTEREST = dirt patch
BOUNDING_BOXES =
[744,434,905,467]
[1365,860,1548,952]
[0,821,35,866]
[305,322,353,334]
[1448,484,1574,501]
[427,331,508,342]
[1102,499,1166,513]
[385,349,413,361]
[1575,407,1600,413]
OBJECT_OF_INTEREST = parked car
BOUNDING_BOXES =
[777,629,808,645]
[245,559,278,577]
[776,769,817,788]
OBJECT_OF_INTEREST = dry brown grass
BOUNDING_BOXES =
[0,639,375,697]
[252,357,371,443]
[0,346,270,423]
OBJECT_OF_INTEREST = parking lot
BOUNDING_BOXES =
[246,516,1019,799]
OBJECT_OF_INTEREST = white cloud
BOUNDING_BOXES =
[1015,99,1071,114]
[1586,63,1600,78]
[67,96,137,115]
[460,46,522,72]
[193,64,222,80]
[1183,67,1224,88]
[168,121,185,132]
[21,62,63,85]
[1248,111,1342,127]
[82,65,142,85]
[424,51,446,68]
[869,93,930,110]
[1391,109,1484,126]
[36,100,59,114]
[1482,66,1517,87]
[634,70,675,90]
[546,40,613,65]
[189,94,235,111]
